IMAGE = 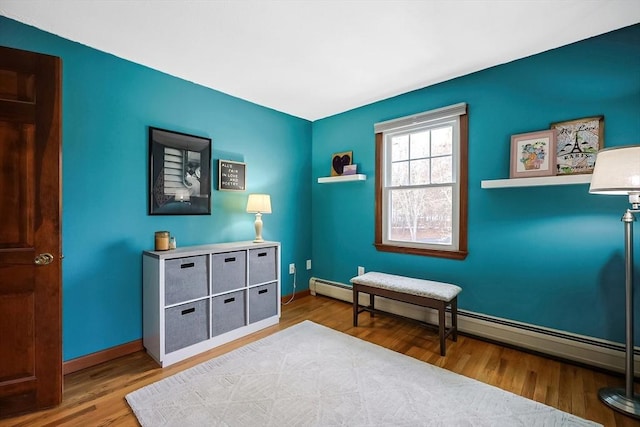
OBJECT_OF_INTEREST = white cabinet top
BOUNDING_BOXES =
[144,240,280,259]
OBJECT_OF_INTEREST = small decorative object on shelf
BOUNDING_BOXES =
[510,130,556,178]
[551,115,604,175]
[343,164,357,175]
[331,151,353,176]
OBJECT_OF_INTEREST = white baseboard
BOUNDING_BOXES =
[309,277,639,374]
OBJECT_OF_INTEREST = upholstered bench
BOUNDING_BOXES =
[350,272,462,356]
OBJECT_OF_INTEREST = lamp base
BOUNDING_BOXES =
[253,213,264,243]
[599,387,640,418]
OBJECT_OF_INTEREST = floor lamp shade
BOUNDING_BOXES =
[246,194,271,243]
[589,144,640,419]
[590,145,640,199]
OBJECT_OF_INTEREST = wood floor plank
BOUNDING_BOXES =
[0,294,637,426]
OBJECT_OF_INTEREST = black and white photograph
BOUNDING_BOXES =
[148,127,211,215]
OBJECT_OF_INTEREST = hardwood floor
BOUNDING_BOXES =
[1,294,638,426]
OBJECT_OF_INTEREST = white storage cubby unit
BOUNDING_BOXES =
[142,241,281,367]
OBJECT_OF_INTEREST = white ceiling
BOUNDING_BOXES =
[1,0,639,121]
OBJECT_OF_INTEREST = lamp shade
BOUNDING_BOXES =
[246,194,272,213]
[589,145,640,195]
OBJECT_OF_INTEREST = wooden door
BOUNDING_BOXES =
[0,46,62,417]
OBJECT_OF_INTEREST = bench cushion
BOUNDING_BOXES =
[350,272,461,302]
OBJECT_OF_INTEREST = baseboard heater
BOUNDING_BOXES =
[310,277,639,374]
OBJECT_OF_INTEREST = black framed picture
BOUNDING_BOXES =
[148,127,212,215]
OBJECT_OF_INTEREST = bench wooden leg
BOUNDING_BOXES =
[370,293,375,318]
[353,285,359,326]
[438,302,446,356]
[451,297,458,342]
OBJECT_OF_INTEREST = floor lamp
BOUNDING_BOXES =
[589,144,640,418]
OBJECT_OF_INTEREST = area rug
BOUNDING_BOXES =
[126,321,600,426]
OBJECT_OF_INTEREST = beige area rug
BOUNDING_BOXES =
[126,321,601,426]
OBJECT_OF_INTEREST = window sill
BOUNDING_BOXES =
[374,243,468,260]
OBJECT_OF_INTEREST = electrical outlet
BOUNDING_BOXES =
[306,259,312,270]
[358,266,365,276]
[289,263,295,274]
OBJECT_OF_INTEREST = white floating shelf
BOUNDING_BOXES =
[318,174,367,184]
[481,174,591,189]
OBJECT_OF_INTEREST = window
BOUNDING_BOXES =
[374,103,468,259]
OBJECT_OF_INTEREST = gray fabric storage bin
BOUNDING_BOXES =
[211,251,246,294]
[165,255,209,306]
[165,299,209,353]
[212,290,246,336]
[248,247,276,285]
[249,282,277,323]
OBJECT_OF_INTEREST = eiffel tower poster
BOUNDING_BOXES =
[552,116,604,175]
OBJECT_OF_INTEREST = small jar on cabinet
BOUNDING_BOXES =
[155,231,170,251]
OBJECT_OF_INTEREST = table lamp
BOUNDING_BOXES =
[246,194,272,243]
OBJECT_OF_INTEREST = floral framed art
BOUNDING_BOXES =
[510,130,556,178]
[551,115,604,175]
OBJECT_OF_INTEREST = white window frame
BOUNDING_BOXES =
[374,103,468,260]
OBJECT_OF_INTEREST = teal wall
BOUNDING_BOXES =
[2,16,639,360]
[312,24,640,344]
[0,17,313,361]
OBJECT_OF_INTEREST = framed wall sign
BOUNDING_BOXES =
[510,130,556,178]
[551,116,604,175]
[149,127,212,215]
[218,160,246,191]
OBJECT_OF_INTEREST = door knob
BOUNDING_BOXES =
[34,253,54,265]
